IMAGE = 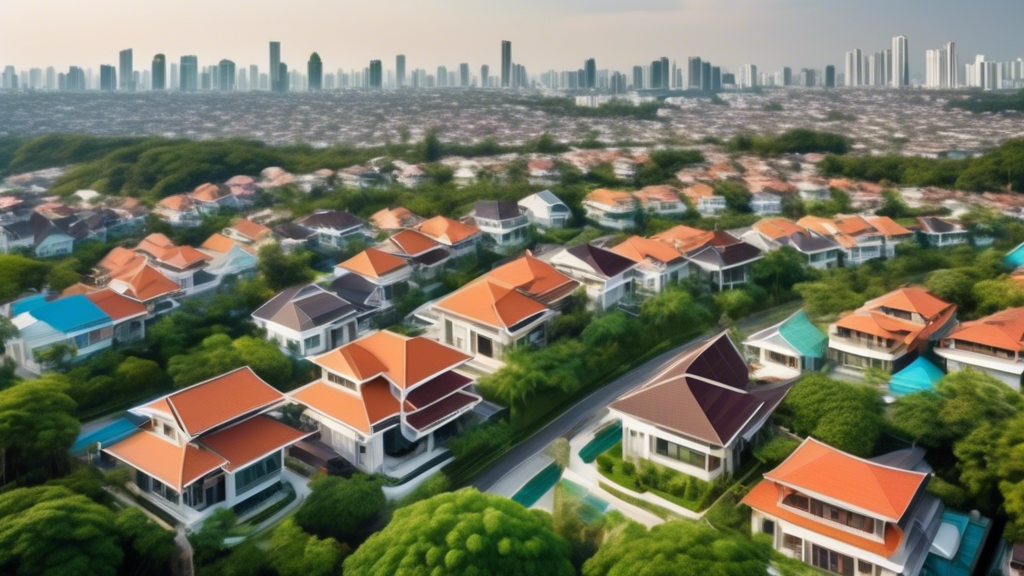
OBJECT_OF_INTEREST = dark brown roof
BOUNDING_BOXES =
[296,210,365,232]
[566,244,636,279]
[406,391,478,431]
[252,285,356,331]
[474,200,521,221]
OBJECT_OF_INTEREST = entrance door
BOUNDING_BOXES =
[477,335,493,358]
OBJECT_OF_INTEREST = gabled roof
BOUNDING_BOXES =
[761,437,929,521]
[312,330,471,390]
[252,284,356,332]
[778,310,828,359]
[585,188,636,208]
[157,194,194,212]
[917,216,961,235]
[610,235,685,265]
[753,218,807,241]
[889,356,945,397]
[189,183,230,202]
[296,210,365,231]
[387,229,443,257]
[945,306,1024,352]
[564,243,636,279]
[137,234,210,269]
[866,216,913,238]
[336,248,408,279]
[653,224,716,253]
[109,263,181,302]
[273,222,316,241]
[291,378,405,434]
[135,367,285,438]
[201,233,239,254]
[633,185,682,205]
[27,295,111,333]
[868,286,954,321]
[104,431,226,492]
[473,200,521,221]
[485,253,579,304]
[416,216,481,245]
[229,218,271,242]
[520,190,566,207]
[200,415,310,472]
[85,289,148,321]
[370,207,422,230]
[97,246,141,274]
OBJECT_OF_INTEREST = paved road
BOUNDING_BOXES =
[470,301,801,492]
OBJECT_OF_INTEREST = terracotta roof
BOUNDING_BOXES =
[291,378,403,434]
[230,218,271,242]
[104,431,226,492]
[610,235,684,265]
[97,246,140,273]
[868,286,953,320]
[761,437,929,521]
[753,218,808,241]
[85,289,148,321]
[682,183,716,200]
[200,415,309,471]
[945,306,1024,352]
[866,216,913,238]
[190,183,230,202]
[62,282,99,297]
[741,479,904,558]
[633,185,682,205]
[585,188,636,208]
[387,229,442,257]
[486,253,578,302]
[371,207,422,230]
[109,264,181,302]
[157,194,193,212]
[312,331,470,390]
[201,233,238,254]
[139,367,285,437]
[336,248,409,279]
[416,216,481,245]
[653,225,716,253]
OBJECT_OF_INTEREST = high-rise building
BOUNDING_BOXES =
[459,63,470,87]
[151,54,166,90]
[119,48,133,90]
[825,65,836,87]
[249,65,258,91]
[782,67,793,86]
[66,66,86,91]
[660,57,669,89]
[29,68,42,90]
[701,61,712,92]
[396,55,406,88]
[687,57,702,90]
[45,67,55,90]
[277,63,289,91]
[369,60,382,89]
[308,53,323,90]
[739,64,758,88]
[270,41,282,91]
[501,40,512,87]
[711,66,722,91]
[584,58,596,89]
[845,49,863,86]
[170,63,179,90]
[480,64,489,88]
[632,66,643,90]
[945,42,957,88]
[892,35,909,87]
[180,55,198,91]
[100,65,116,91]
[218,60,236,91]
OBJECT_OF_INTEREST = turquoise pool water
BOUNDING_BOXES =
[71,417,140,455]
[560,479,611,523]
[578,421,622,463]
[511,462,562,508]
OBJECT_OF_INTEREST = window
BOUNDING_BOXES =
[73,333,90,348]
[304,334,321,351]
[235,452,282,496]
[655,438,707,469]
[812,544,855,576]
[761,519,775,535]
[444,320,453,345]
[326,371,358,391]
[857,560,872,574]
[783,534,802,554]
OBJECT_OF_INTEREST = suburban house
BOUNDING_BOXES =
[798,215,911,265]
[391,162,428,188]
[199,234,259,278]
[654,225,763,291]
[868,216,915,258]
[98,250,183,309]
[745,218,842,270]
[518,190,571,229]
[743,437,959,576]
[370,207,423,233]
[20,212,76,257]
[252,284,360,357]
[916,217,969,248]
[295,210,368,249]
[934,306,1024,390]
[526,159,559,186]
[337,165,385,189]
[155,194,202,227]
[334,248,412,310]
[101,367,310,527]
[223,218,273,247]
[583,189,638,230]
[633,185,687,216]
[189,183,240,214]
[466,200,531,251]
[744,310,828,380]
[609,332,793,482]
[682,183,727,216]
[272,222,317,252]
[225,175,259,203]
[6,290,147,374]
[610,235,689,294]
[135,234,218,296]
[828,287,958,373]
[751,191,783,215]
[415,216,483,258]
[546,243,637,310]
[432,254,579,369]
[289,331,481,476]
[796,181,831,202]
[376,229,451,277]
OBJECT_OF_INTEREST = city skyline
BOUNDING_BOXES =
[1,0,1022,76]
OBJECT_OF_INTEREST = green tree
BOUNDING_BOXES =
[268,518,346,576]
[115,356,169,396]
[343,489,574,576]
[752,246,808,302]
[294,474,386,545]
[257,243,314,291]
[33,342,78,371]
[714,289,757,321]
[45,258,82,292]
[167,334,291,388]
[421,129,444,162]
[0,377,79,483]
[582,520,769,576]
[189,508,237,565]
[715,181,753,213]
[0,254,49,302]
[115,507,175,576]
[639,288,712,343]
[0,485,123,576]
[777,374,884,457]
[924,268,977,313]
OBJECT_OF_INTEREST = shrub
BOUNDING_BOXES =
[638,461,660,489]
[752,435,801,467]
[621,461,636,477]
[666,474,688,497]
[684,476,699,501]
[596,454,615,474]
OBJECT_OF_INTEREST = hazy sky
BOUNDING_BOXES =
[2,0,1022,77]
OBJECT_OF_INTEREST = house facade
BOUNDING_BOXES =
[744,310,828,380]
[415,216,483,259]
[633,185,687,217]
[917,217,969,248]
[610,235,689,294]
[518,190,571,229]
[583,189,638,230]
[682,183,727,216]
[467,200,531,251]
[252,284,360,357]
[935,306,1024,390]
[295,211,368,249]
[334,248,413,310]
[745,218,842,270]
[547,243,637,310]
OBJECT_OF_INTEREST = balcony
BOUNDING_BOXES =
[829,333,897,353]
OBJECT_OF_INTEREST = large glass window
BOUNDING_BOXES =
[812,544,855,576]
[235,452,282,496]
[304,334,321,351]
[655,438,707,469]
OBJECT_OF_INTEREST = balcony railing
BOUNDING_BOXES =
[829,334,897,352]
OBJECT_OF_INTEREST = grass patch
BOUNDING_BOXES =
[594,442,720,513]
[597,481,677,520]
[704,484,752,533]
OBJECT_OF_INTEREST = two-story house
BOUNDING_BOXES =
[744,310,829,380]
[102,367,309,527]
[189,183,240,215]
[546,243,637,310]
[295,211,368,250]
[916,217,969,248]
[583,189,638,230]
[466,200,531,252]
[828,287,957,373]
[369,207,424,233]
[136,234,217,295]
[654,225,763,291]
[290,331,481,476]
[155,194,202,227]
[518,190,571,229]
[252,284,360,357]
[744,218,842,270]
[415,216,483,259]
[334,248,413,310]
[633,185,688,217]
[682,183,727,216]
[610,235,689,294]
[934,306,1024,390]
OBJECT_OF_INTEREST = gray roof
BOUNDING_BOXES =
[252,284,357,332]
[531,190,566,206]
[296,210,365,232]
[474,200,521,221]
[566,243,635,279]
[918,216,961,234]
[779,230,839,254]
[328,274,378,309]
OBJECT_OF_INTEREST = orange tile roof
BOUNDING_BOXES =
[157,194,193,212]
[230,219,271,242]
[416,216,481,245]
[190,183,229,202]
[161,246,212,269]
[760,438,928,521]
[742,479,904,558]
[62,282,99,297]
[371,207,421,230]
[104,431,226,492]
[85,289,148,321]
[653,225,716,253]
[110,264,181,302]
[201,233,238,254]
[946,307,1024,352]
[136,233,176,258]
[313,331,470,390]
[865,216,913,238]
[435,278,549,331]
[610,236,684,264]
[336,248,408,279]
[291,378,403,434]
[754,218,807,241]
[486,253,577,300]
[585,188,636,208]
[797,216,859,248]
[388,229,442,257]
[633,185,681,205]
[97,246,140,273]
[682,183,716,200]
[200,415,309,471]
[140,367,285,437]
[868,286,953,320]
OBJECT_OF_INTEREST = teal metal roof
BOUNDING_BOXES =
[778,310,827,359]
[922,510,990,576]
[11,294,50,316]
[1006,242,1024,269]
[889,357,945,397]
[29,295,111,334]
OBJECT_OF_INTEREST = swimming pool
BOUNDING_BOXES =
[71,417,141,455]
[511,462,562,508]
[578,421,622,463]
[559,479,611,523]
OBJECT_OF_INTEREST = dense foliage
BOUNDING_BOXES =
[775,374,885,457]
[0,377,80,483]
[294,474,386,545]
[726,129,851,156]
[948,90,1024,114]
[525,97,663,121]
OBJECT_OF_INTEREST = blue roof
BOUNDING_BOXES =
[29,295,112,333]
[778,310,828,359]
[1005,242,1024,269]
[11,294,50,316]
[889,357,946,397]
[922,510,990,576]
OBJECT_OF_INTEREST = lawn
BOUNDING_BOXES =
[595,442,717,513]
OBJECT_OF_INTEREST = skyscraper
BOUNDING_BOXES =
[396,55,406,88]
[270,41,282,91]
[278,63,289,91]
[945,42,957,88]
[632,66,643,90]
[218,60,235,91]
[584,58,596,89]
[119,48,133,90]
[152,54,166,90]
[480,64,489,88]
[660,57,669,89]
[711,67,722,91]
[892,35,909,87]
[701,61,711,92]
[249,65,259,91]
[369,60,382,89]
[100,65,116,91]
[179,55,198,91]
[501,40,512,88]
[740,64,758,88]
[782,67,793,86]
[688,57,702,90]
[825,65,836,87]
[308,53,323,90]
[45,67,55,90]
[845,49,863,86]
[170,63,179,90]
